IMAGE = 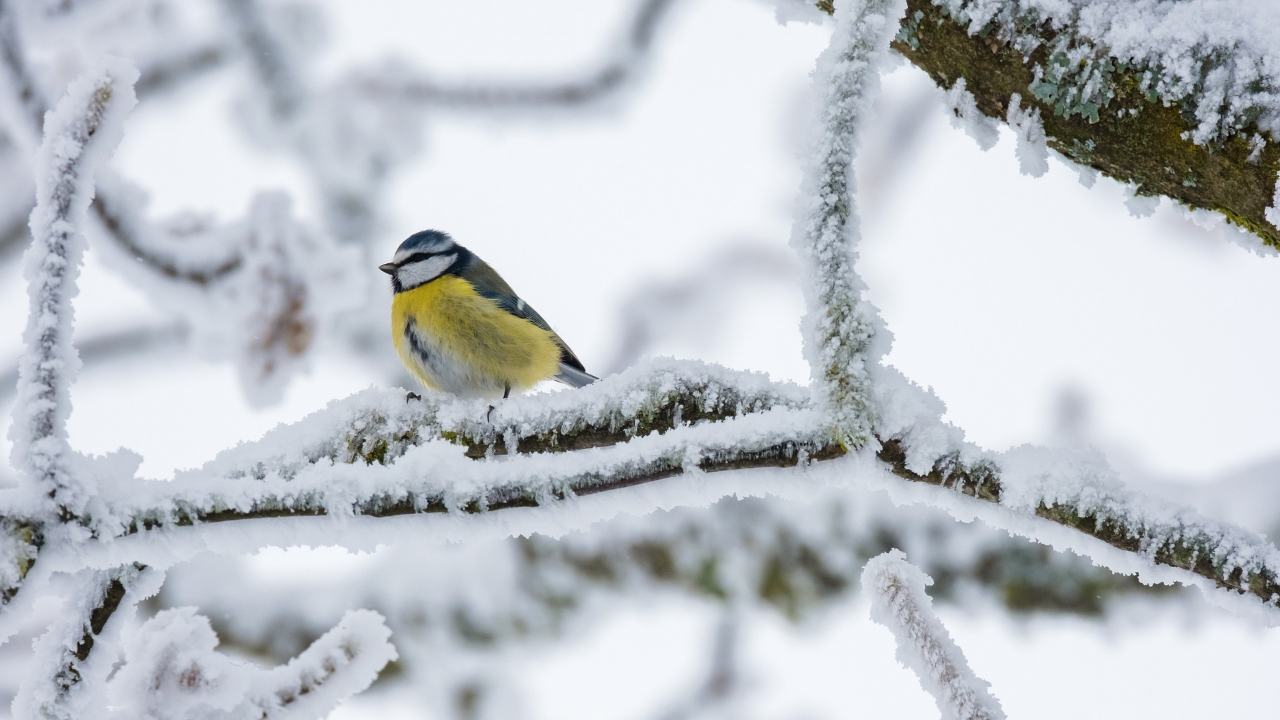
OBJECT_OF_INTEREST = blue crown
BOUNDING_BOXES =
[397,229,455,255]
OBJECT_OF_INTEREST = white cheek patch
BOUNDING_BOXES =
[397,253,456,288]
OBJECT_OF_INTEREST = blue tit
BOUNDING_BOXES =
[380,229,597,400]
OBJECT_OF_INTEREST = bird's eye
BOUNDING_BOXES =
[401,252,434,266]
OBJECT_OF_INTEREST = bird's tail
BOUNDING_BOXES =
[555,363,598,388]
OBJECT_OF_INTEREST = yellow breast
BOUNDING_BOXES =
[391,275,562,396]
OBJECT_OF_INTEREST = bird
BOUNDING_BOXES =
[380,229,597,404]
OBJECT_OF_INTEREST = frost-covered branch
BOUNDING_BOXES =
[862,550,1005,720]
[813,0,1280,251]
[11,58,137,520]
[0,5,242,284]
[109,607,396,719]
[0,11,361,401]
[792,0,904,448]
[5,359,1270,615]
[13,563,154,720]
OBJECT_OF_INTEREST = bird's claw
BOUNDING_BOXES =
[486,404,495,423]
[405,392,422,403]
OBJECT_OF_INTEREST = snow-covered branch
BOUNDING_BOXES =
[862,550,1005,720]
[0,359,1267,616]
[792,0,904,448]
[12,563,155,720]
[11,58,137,520]
[0,11,362,402]
[109,607,396,719]
[0,3,243,285]
[826,0,1280,251]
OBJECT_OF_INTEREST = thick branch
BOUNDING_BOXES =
[814,0,1280,250]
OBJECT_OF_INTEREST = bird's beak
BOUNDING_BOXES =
[378,262,397,275]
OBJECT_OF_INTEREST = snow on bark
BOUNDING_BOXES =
[4,357,1260,618]
[862,550,1005,720]
[12,563,158,720]
[943,77,997,151]
[870,369,1280,618]
[109,607,395,720]
[791,0,905,449]
[932,0,1280,145]
[1,518,38,607]
[95,402,831,544]
[1005,93,1047,178]
[9,58,137,519]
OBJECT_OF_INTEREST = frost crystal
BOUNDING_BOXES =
[944,77,998,151]
[791,0,906,448]
[1006,93,1047,177]
[862,550,1005,720]
[1124,188,1160,218]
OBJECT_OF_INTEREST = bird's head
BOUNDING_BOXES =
[380,230,461,292]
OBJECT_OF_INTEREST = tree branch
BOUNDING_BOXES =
[11,58,137,520]
[815,0,1280,250]
[12,361,1270,613]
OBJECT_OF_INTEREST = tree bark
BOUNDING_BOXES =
[818,0,1280,250]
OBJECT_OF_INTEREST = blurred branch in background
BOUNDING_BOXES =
[153,490,1165,706]
[0,323,187,411]
[602,242,799,375]
[354,0,676,110]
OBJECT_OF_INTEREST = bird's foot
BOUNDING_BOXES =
[405,391,422,403]
[486,404,495,423]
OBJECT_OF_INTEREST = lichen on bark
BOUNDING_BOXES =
[817,0,1280,250]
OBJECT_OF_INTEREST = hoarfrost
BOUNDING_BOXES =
[1124,188,1160,218]
[791,0,906,448]
[933,0,1280,144]
[1005,93,1047,177]
[943,78,998,151]
[9,57,137,518]
[13,564,160,719]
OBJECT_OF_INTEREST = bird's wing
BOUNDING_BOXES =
[459,255,590,373]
